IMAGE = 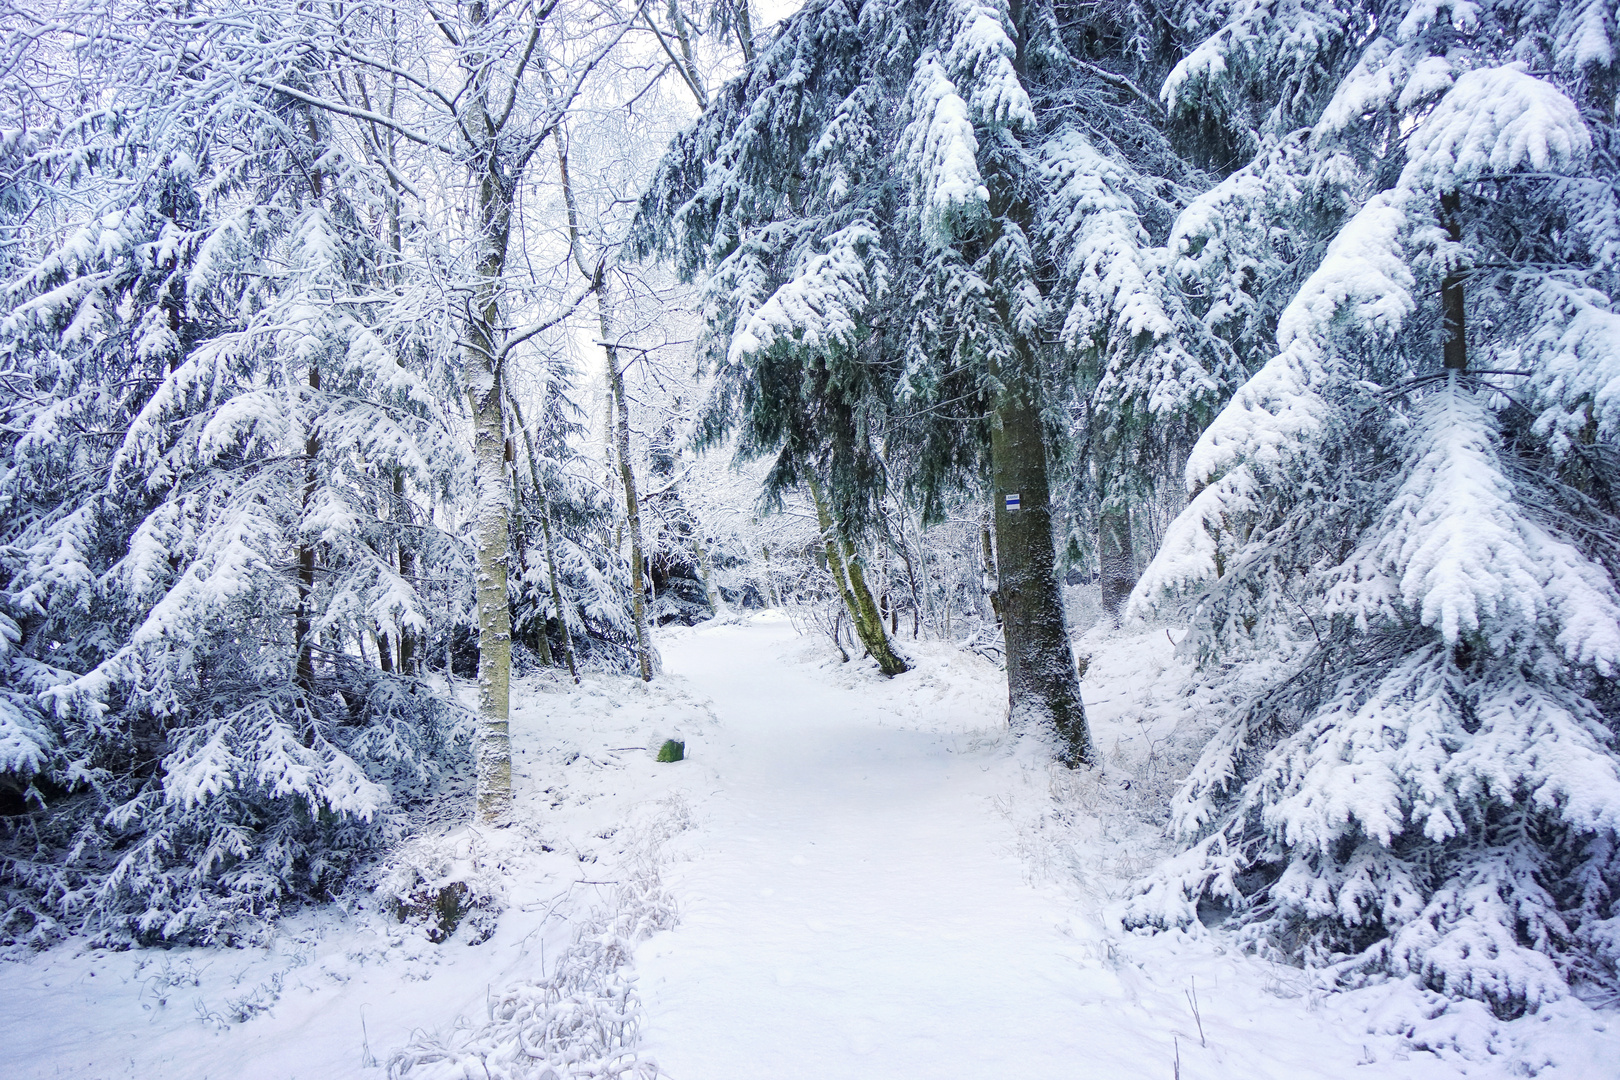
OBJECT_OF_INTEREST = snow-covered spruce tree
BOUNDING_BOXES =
[507,368,640,677]
[641,0,1232,750]
[641,395,731,624]
[1031,4,1240,622]
[1128,3,1620,1013]
[0,17,472,945]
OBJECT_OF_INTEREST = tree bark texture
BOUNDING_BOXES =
[809,475,909,676]
[982,10,1092,763]
[295,363,320,693]
[990,350,1092,764]
[693,531,726,617]
[980,506,1001,625]
[606,324,655,681]
[733,0,756,64]
[1440,189,1467,372]
[1098,505,1135,624]
[470,352,512,821]
[465,24,513,820]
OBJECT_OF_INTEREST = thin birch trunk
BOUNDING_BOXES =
[761,544,780,607]
[465,3,513,820]
[556,133,653,680]
[510,397,579,682]
[608,344,654,680]
[980,505,1001,625]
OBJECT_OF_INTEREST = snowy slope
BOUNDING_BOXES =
[5,614,1617,1077]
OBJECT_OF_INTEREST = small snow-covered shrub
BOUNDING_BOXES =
[390,800,687,1079]
[0,664,472,948]
[375,831,507,945]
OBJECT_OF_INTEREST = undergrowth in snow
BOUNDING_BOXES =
[2,667,718,1080]
[388,798,689,1080]
[7,616,1619,1078]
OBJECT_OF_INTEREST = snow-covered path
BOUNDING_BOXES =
[9,614,1613,1079]
[637,615,1620,1080]
[640,615,1104,1078]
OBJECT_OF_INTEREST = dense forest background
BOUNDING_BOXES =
[3,0,1619,1022]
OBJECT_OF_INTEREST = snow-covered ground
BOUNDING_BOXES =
[6,613,1618,1077]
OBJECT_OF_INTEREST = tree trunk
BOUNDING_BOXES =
[511,484,553,667]
[466,105,513,822]
[555,133,651,679]
[1099,505,1135,624]
[295,363,319,693]
[761,544,780,607]
[393,469,416,675]
[606,334,655,681]
[887,509,925,639]
[734,0,756,64]
[509,395,578,683]
[469,358,512,820]
[539,508,577,681]
[451,0,535,819]
[989,348,1092,764]
[982,13,1092,763]
[693,532,726,618]
[980,506,1002,625]
[1441,189,1467,373]
[531,611,554,666]
[808,474,908,676]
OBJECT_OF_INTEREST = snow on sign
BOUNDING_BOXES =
[1005,492,1020,511]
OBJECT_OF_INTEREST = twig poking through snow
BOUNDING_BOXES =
[1186,976,1206,1048]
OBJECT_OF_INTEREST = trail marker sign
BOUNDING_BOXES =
[1005,492,1021,512]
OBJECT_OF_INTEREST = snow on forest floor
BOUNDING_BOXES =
[5,612,1620,1078]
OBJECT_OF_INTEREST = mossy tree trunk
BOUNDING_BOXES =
[808,474,908,676]
[988,336,1092,764]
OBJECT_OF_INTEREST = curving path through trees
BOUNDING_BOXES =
[638,613,1105,1077]
[634,614,1540,1080]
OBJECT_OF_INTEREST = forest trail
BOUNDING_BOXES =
[635,615,1593,1080]
[639,613,1106,1078]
